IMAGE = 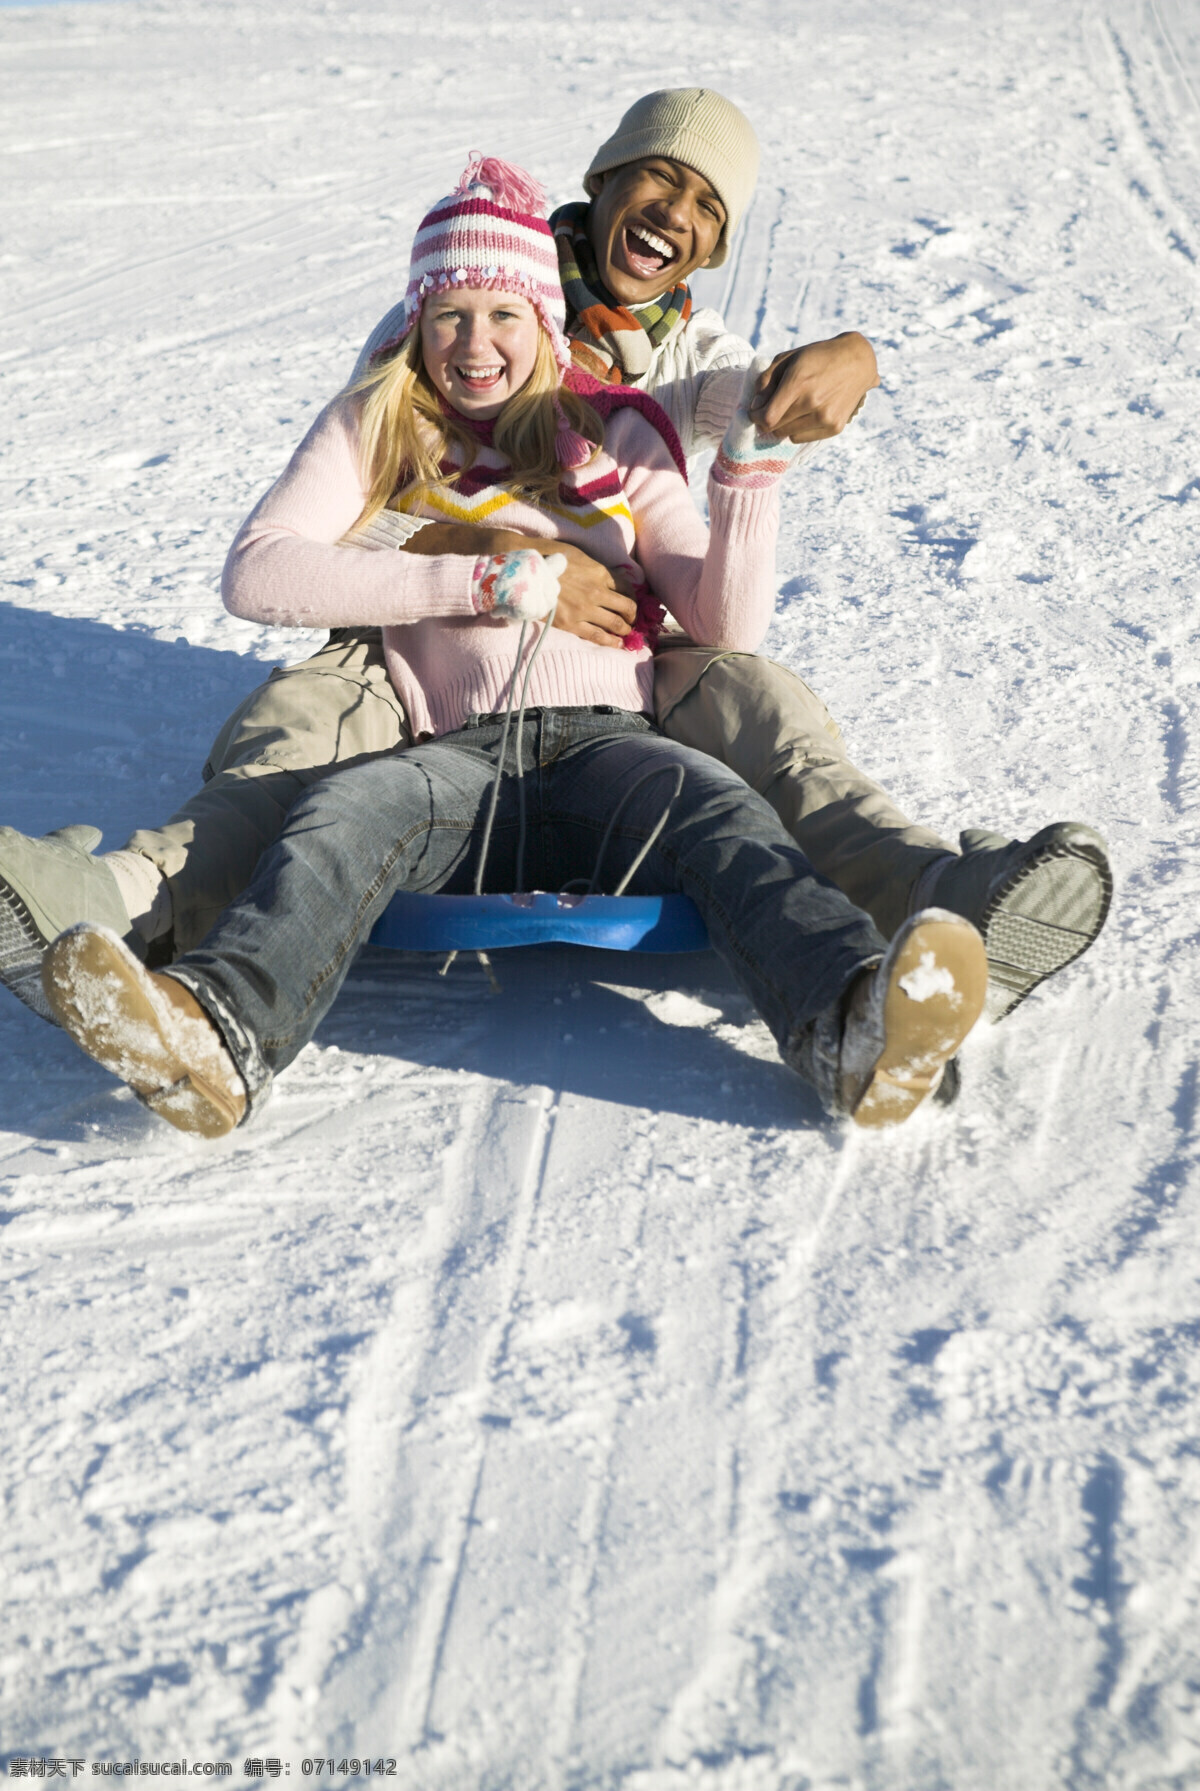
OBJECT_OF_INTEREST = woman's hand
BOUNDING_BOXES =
[401,522,638,647]
[714,358,817,490]
[482,534,637,646]
[471,550,566,623]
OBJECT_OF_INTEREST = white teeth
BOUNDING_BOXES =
[458,366,502,380]
[628,225,676,261]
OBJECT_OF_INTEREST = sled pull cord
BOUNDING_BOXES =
[439,604,557,986]
[559,762,686,898]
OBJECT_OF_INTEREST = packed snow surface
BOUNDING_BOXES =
[2,1,1200,1785]
[897,953,957,1004]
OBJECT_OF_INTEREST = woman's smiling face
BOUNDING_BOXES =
[420,288,541,418]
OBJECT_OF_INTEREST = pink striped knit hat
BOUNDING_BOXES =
[400,155,572,375]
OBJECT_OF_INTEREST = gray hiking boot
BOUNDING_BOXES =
[931,823,1112,1022]
[0,825,132,1023]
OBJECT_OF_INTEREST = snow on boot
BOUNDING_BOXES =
[41,925,245,1139]
[930,823,1112,1022]
[0,824,133,1023]
[839,910,987,1128]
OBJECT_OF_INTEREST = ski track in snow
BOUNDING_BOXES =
[2,1,1200,1785]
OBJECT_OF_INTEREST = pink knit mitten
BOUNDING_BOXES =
[470,550,565,622]
[712,358,813,490]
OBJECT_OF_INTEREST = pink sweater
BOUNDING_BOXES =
[222,397,780,739]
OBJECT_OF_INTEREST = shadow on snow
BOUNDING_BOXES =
[0,603,820,1141]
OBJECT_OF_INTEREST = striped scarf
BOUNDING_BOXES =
[551,202,692,386]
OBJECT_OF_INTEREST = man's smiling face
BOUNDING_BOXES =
[587,157,727,305]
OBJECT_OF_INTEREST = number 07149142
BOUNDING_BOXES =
[300,1764,397,1778]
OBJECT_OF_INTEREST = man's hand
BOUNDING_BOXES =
[747,331,879,442]
[403,522,637,647]
[513,537,637,647]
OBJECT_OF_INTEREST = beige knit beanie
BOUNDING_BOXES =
[583,88,760,268]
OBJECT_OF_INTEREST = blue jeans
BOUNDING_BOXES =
[166,708,887,1115]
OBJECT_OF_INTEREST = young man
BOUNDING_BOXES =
[0,89,1110,1030]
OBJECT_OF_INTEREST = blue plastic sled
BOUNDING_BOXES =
[370,891,709,954]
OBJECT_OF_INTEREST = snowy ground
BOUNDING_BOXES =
[2,0,1200,1784]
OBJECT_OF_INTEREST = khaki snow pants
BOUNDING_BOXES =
[127,630,951,955]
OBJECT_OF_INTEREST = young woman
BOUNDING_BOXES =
[39,159,987,1135]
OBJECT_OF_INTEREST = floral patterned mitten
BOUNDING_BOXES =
[470,550,566,622]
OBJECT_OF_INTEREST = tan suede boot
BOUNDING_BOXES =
[41,925,246,1139]
[840,910,988,1128]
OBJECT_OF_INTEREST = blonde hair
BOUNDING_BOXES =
[350,323,602,528]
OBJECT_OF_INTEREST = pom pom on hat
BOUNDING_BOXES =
[455,153,547,214]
